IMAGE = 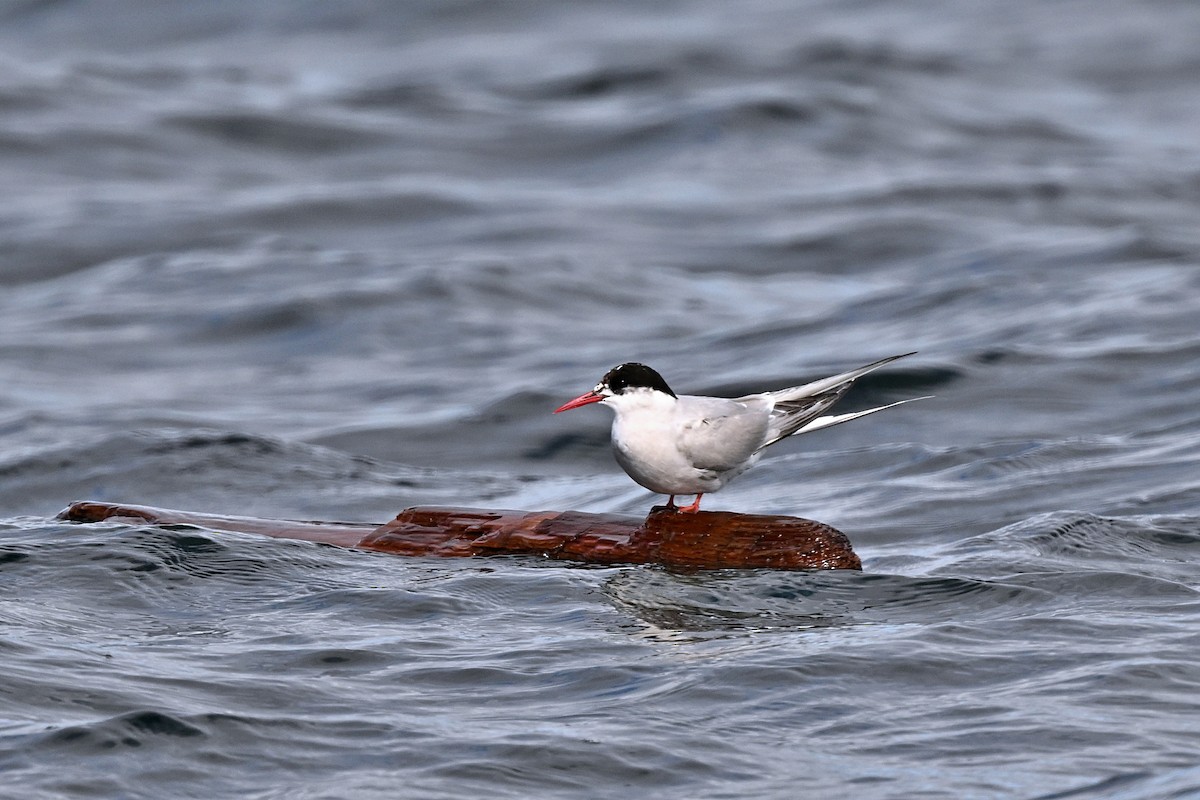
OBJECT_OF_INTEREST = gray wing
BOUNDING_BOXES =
[675,396,770,471]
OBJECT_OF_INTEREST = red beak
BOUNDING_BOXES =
[554,391,604,413]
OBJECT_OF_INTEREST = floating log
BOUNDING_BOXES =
[58,501,861,571]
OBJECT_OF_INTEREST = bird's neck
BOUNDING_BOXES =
[606,388,677,419]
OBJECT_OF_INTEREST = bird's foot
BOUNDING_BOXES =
[676,494,703,513]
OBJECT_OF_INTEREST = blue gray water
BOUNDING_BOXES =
[2,1,1200,798]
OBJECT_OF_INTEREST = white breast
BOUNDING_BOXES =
[605,390,766,495]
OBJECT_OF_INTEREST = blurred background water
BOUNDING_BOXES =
[2,1,1199,798]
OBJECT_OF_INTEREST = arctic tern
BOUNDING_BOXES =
[554,353,926,512]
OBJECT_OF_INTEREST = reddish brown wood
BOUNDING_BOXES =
[58,501,861,570]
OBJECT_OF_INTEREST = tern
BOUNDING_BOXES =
[554,353,926,512]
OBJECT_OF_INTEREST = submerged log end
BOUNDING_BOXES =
[57,500,373,548]
[59,501,164,524]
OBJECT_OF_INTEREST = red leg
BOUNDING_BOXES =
[665,495,677,509]
[677,494,703,513]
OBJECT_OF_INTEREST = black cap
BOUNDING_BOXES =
[600,363,676,398]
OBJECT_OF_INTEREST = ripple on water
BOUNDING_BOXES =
[603,567,1053,635]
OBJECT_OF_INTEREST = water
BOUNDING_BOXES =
[2,1,1200,797]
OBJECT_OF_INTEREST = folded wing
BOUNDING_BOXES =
[676,397,770,471]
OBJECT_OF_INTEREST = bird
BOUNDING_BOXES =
[554,353,927,512]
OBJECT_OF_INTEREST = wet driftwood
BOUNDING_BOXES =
[58,502,861,571]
